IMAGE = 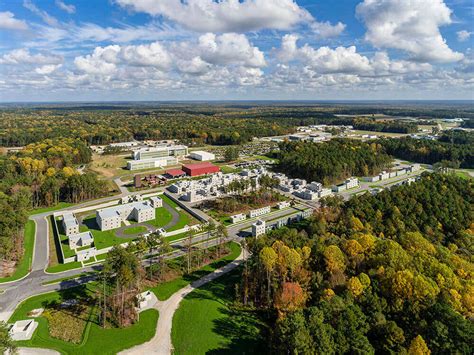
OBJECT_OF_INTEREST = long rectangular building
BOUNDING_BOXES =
[127,156,178,171]
[133,145,188,160]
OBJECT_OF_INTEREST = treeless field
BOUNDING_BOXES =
[87,153,129,178]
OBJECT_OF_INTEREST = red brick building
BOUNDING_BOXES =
[182,162,220,177]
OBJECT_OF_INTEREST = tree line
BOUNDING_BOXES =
[276,139,393,185]
[352,118,418,133]
[378,136,474,168]
[0,138,108,267]
[237,173,473,354]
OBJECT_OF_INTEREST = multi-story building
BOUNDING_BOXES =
[345,177,359,189]
[133,145,188,160]
[150,196,163,208]
[62,212,79,236]
[249,206,271,218]
[294,189,318,200]
[96,201,155,231]
[231,213,247,223]
[277,201,290,209]
[127,156,178,171]
[252,219,266,237]
[69,231,94,250]
[318,188,332,198]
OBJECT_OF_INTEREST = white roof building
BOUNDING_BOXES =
[69,231,94,250]
[252,219,266,237]
[62,212,79,236]
[9,320,38,341]
[190,151,215,161]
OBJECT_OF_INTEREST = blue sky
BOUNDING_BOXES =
[0,0,473,101]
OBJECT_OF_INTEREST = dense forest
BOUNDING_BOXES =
[276,139,392,185]
[1,103,472,147]
[352,118,418,133]
[378,137,474,168]
[0,138,108,266]
[438,130,474,146]
[240,173,473,354]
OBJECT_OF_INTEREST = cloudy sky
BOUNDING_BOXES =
[0,0,473,101]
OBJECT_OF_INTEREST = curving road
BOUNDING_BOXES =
[120,249,247,355]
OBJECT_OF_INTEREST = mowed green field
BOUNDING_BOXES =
[9,283,158,354]
[171,266,266,354]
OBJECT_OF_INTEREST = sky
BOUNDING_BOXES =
[0,0,473,102]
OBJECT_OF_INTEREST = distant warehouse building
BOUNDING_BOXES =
[190,151,215,161]
[127,156,178,171]
[182,162,220,177]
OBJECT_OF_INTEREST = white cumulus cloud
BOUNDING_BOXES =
[0,48,63,65]
[356,0,463,63]
[0,11,29,30]
[198,33,266,67]
[115,0,313,32]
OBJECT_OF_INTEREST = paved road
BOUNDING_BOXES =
[120,248,247,355]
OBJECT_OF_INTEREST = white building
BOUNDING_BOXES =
[190,151,215,161]
[249,206,271,218]
[294,189,318,200]
[380,171,390,180]
[150,196,163,208]
[133,145,188,160]
[127,156,178,171]
[9,320,38,341]
[318,188,332,198]
[96,200,155,231]
[406,164,421,173]
[277,201,290,209]
[230,213,247,223]
[62,212,79,236]
[307,182,322,192]
[69,231,94,250]
[252,219,266,237]
[121,195,143,204]
[76,247,97,262]
[345,177,359,189]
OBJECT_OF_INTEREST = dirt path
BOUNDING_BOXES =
[120,249,246,355]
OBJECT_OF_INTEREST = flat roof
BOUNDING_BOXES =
[97,201,154,219]
[182,162,217,169]
[166,168,185,176]
[69,231,94,242]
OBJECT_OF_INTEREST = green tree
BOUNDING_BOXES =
[0,321,16,354]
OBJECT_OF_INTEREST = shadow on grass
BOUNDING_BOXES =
[184,267,267,354]
[83,217,100,231]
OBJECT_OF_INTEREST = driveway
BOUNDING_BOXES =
[120,249,247,355]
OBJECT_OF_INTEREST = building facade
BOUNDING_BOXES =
[96,200,155,231]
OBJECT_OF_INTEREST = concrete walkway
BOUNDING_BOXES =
[120,249,247,355]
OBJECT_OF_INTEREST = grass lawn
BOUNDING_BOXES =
[150,242,241,301]
[0,220,35,283]
[10,283,158,354]
[160,194,197,232]
[46,261,83,273]
[172,267,265,354]
[165,232,188,243]
[455,171,472,180]
[146,206,173,228]
[80,215,135,250]
[122,226,148,235]
[28,202,74,216]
